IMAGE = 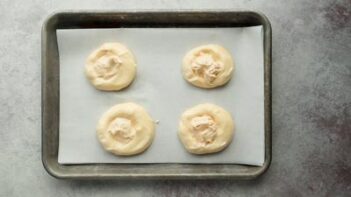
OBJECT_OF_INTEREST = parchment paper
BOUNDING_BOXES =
[57,26,264,166]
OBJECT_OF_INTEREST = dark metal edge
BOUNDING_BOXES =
[42,12,62,179]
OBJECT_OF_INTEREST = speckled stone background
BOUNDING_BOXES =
[0,0,350,196]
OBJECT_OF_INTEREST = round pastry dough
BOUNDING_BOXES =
[85,42,136,91]
[178,103,234,154]
[97,103,155,156]
[182,44,234,88]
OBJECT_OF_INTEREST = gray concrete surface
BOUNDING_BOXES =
[0,0,350,196]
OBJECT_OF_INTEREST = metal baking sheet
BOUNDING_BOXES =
[42,11,271,178]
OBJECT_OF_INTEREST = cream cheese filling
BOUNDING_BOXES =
[107,117,135,144]
[191,52,224,84]
[190,115,218,146]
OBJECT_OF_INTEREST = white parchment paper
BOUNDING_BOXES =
[57,26,264,166]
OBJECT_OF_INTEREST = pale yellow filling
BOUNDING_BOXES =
[191,52,224,84]
[190,115,217,145]
[94,51,122,79]
[108,117,135,144]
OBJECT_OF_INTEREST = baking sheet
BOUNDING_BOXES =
[57,26,264,166]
